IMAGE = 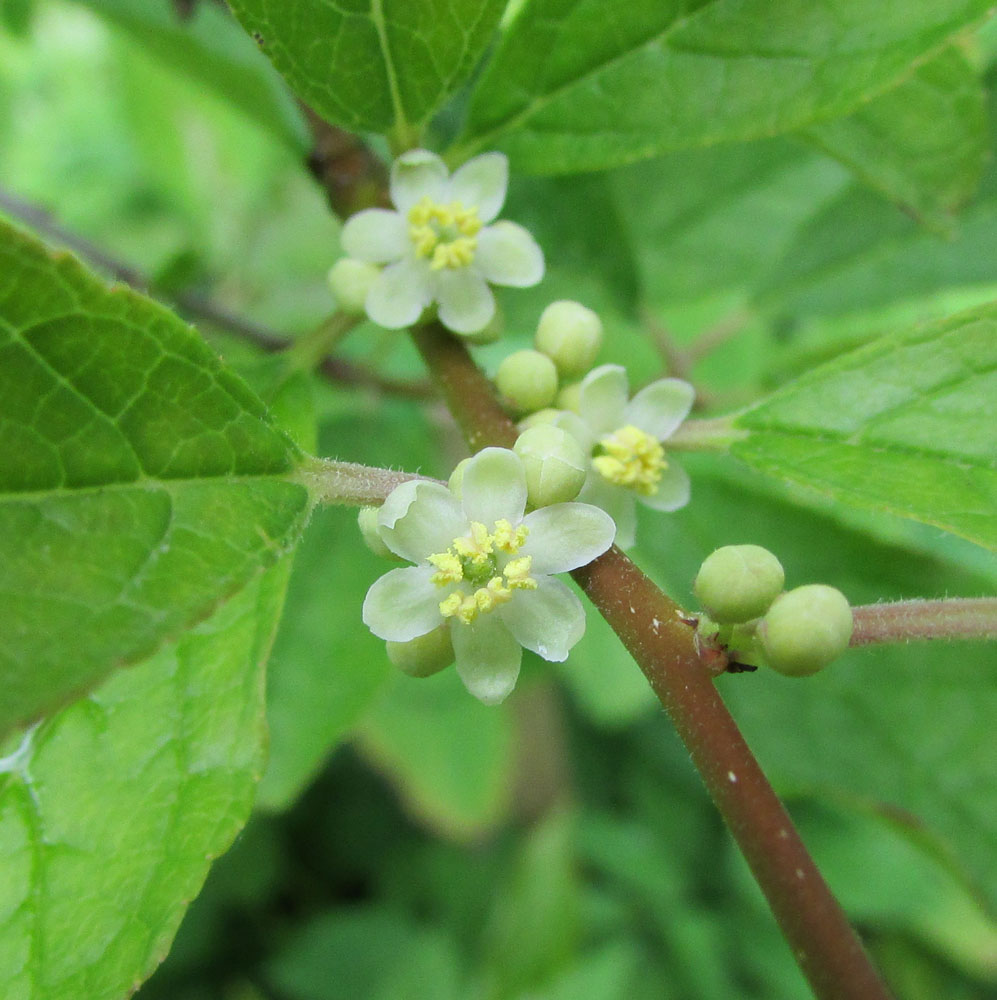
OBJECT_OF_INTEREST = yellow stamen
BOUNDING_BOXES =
[407,196,482,270]
[593,424,667,496]
[427,551,463,585]
[493,518,529,553]
[503,556,537,590]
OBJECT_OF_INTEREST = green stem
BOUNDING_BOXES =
[851,598,997,646]
[411,321,893,1000]
[282,312,360,372]
[294,457,443,507]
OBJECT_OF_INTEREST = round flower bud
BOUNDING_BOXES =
[448,456,472,498]
[759,584,853,677]
[357,506,395,560]
[693,544,785,624]
[495,349,559,415]
[517,408,561,432]
[513,425,587,507]
[386,625,454,678]
[556,381,582,414]
[534,300,603,377]
[328,258,380,314]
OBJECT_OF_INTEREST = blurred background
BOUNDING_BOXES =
[2,2,997,997]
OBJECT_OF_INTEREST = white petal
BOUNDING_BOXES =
[435,268,495,334]
[500,577,585,662]
[341,209,408,263]
[366,258,431,329]
[578,364,629,435]
[475,222,544,288]
[378,480,467,562]
[552,410,597,452]
[390,149,449,212]
[452,615,521,705]
[362,565,443,641]
[447,152,508,223]
[640,458,691,512]
[578,474,636,549]
[625,378,695,441]
[519,503,615,575]
[460,447,527,526]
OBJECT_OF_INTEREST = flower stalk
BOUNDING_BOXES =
[851,597,997,646]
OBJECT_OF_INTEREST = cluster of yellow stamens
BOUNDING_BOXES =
[428,519,537,625]
[408,196,482,270]
[592,424,667,496]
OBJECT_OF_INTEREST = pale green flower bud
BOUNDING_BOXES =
[448,456,472,498]
[357,506,397,560]
[517,408,562,431]
[495,349,559,415]
[759,584,853,677]
[535,300,603,377]
[386,624,454,678]
[693,545,785,624]
[556,381,582,414]
[328,258,380,314]
[514,425,587,507]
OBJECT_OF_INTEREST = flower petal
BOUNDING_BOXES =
[448,151,508,223]
[362,564,442,641]
[452,615,522,705]
[435,267,496,334]
[460,447,527,526]
[640,458,691,512]
[519,503,615,574]
[500,577,585,662]
[552,410,597,452]
[625,378,695,441]
[378,480,467,562]
[390,149,448,212]
[578,474,636,549]
[366,258,431,329]
[340,209,408,263]
[475,222,544,288]
[578,364,628,435]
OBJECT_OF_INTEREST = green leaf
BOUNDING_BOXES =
[458,0,992,173]
[68,0,309,151]
[0,557,290,1000]
[0,0,33,37]
[225,0,505,140]
[731,304,997,549]
[0,220,311,736]
[356,669,515,840]
[799,46,988,230]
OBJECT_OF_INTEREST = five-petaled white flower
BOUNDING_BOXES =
[555,365,695,549]
[340,149,544,335]
[362,448,615,704]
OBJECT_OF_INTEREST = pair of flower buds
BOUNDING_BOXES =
[693,545,853,676]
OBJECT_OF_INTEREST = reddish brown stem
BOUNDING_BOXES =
[412,321,892,1000]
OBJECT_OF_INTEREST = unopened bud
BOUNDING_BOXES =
[448,457,472,498]
[517,408,562,431]
[759,584,853,677]
[514,425,587,507]
[328,258,380,314]
[693,545,785,624]
[535,300,603,377]
[358,506,395,560]
[386,624,454,678]
[556,381,582,414]
[495,349,559,415]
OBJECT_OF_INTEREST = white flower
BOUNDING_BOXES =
[555,365,695,549]
[340,149,544,335]
[362,448,615,704]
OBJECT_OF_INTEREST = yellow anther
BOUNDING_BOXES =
[439,591,464,619]
[493,519,529,553]
[593,424,667,496]
[453,521,493,565]
[406,196,482,269]
[428,551,463,585]
[503,556,537,590]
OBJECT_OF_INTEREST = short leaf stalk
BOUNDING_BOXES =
[294,457,442,507]
[411,320,894,1000]
[851,597,997,646]
[282,311,361,373]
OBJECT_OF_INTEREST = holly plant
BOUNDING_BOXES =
[2,2,997,999]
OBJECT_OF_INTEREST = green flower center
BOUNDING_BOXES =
[408,196,482,271]
[427,519,537,625]
[592,424,666,496]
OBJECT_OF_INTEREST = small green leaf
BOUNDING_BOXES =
[69,0,309,151]
[0,558,289,1000]
[799,46,987,230]
[731,304,997,549]
[458,0,991,173]
[225,0,505,140]
[0,0,33,37]
[0,221,311,736]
